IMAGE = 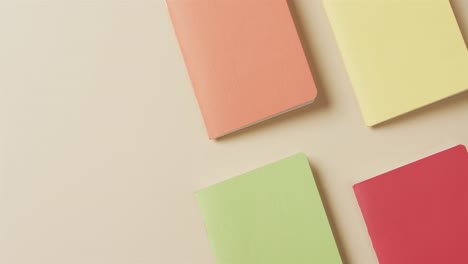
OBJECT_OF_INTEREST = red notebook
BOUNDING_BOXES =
[354,145,468,264]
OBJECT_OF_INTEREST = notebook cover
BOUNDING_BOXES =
[354,145,468,264]
[323,0,468,126]
[167,0,317,139]
[195,153,342,264]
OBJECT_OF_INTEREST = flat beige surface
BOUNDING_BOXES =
[0,1,467,264]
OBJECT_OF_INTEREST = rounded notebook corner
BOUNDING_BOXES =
[455,144,467,153]
[364,118,378,128]
[293,152,309,162]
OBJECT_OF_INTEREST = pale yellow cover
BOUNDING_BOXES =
[323,0,468,126]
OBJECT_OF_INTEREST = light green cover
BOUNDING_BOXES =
[195,153,342,264]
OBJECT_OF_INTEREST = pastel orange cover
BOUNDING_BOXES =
[167,0,317,139]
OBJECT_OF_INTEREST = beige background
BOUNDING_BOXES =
[0,1,467,263]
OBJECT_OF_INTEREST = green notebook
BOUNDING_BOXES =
[195,153,342,264]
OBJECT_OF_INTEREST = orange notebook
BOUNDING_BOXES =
[167,0,317,139]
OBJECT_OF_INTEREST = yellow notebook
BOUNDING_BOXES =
[324,0,468,126]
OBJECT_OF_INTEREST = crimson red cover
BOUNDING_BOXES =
[354,145,468,264]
